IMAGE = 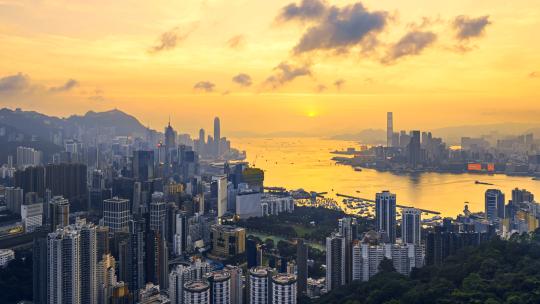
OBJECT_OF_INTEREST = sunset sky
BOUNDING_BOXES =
[0,0,539,136]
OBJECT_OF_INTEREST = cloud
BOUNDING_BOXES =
[382,31,437,64]
[264,62,312,88]
[453,15,491,40]
[227,35,245,49]
[193,81,215,92]
[528,71,539,78]
[292,3,388,54]
[277,0,327,22]
[149,25,197,53]
[333,79,345,89]
[315,84,327,92]
[49,79,79,92]
[0,73,30,95]
[232,73,253,87]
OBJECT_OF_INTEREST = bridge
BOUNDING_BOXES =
[336,193,441,215]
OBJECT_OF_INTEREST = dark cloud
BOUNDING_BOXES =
[333,79,345,89]
[193,81,215,92]
[293,3,388,54]
[149,25,197,53]
[529,72,539,78]
[227,35,245,49]
[232,73,252,87]
[264,62,312,88]
[382,31,437,64]
[0,73,30,94]
[453,15,491,40]
[49,79,79,92]
[277,0,327,22]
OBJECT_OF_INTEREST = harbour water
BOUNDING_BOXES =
[233,137,540,218]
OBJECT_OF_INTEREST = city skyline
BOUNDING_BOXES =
[1,0,540,135]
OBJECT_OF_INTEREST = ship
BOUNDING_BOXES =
[475,180,494,185]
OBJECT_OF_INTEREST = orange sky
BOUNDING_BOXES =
[0,0,539,136]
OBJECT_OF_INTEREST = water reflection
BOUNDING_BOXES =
[233,137,540,218]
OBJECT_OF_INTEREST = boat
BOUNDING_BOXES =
[533,177,540,181]
[354,167,363,172]
[475,180,494,185]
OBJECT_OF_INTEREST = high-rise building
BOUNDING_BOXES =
[32,227,49,304]
[21,201,43,232]
[48,226,82,304]
[47,220,98,304]
[45,163,87,211]
[387,112,393,148]
[103,197,130,233]
[184,281,210,304]
[213,176,228,218]
[210,225,246,259]
[512,188,534,204]
[165,120,177,164]
[16,146,42,169]
[325,233,346,292]
[352,240,424,282]
[173,211,188,256]
[408,130,421,168]
[79,221,98,304]
[401,208,421,245]
[375,191,397,243]
[338,217,358,284]
[133,150,155,182]
[49,196,70,230]
[5,186,23,215]
[205,270,231,304]
[485,189,505,222]
[249,267,273,304]
[150,192,167,234]
[224,265,243,304]
[296,239,308,297]
[169,260,213,304]
[14,166,45,198]
[272,273,297,304]
[214,117,221,157]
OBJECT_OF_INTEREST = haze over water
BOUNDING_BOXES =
[234,137,540,218]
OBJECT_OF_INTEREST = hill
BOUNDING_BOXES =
[315,232,540,304]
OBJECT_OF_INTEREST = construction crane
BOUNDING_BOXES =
[337,193,441,215]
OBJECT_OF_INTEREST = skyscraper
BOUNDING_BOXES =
[214,117,221,157]
[387,112,393,148]
[183,281,210,304]
[224,265,243,304]
[408,130,421,168]
[133,150,155,182]
[249,267,273,304]
[103,197,130,233]
[49,196,70,231]
[338,217,357,284]
[485,189,505,222]
[214,176,228,218]
[205,270,231,304]
[150,192,167,234]
[5,186,23,215]
[296,239,308,297]
[401,208,421,245]
[79,221,98,304]
[272,273,297,304]
[325,233,346,292]
[48,226,81,304]
[375,191,397,243]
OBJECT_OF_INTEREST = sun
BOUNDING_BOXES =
[307,110,318,118]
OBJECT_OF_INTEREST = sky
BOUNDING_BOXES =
[0,0,539,136]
